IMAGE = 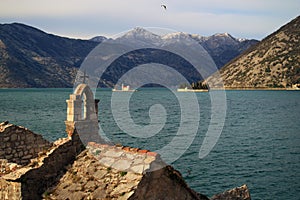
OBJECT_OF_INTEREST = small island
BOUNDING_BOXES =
[177,81,209,92]
[112,84,136,92]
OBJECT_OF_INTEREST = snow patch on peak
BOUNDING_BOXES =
[237,38,247,42]
[162,32,191,40]
[121,27,161,40]
[132,27,148,33]
[213,33,233,38]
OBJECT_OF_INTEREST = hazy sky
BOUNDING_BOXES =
[1,0,299,40]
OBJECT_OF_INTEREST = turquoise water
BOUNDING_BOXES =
[0,88,299,199]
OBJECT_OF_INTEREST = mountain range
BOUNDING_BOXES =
[0,23,257,88]
[207,15,300,88]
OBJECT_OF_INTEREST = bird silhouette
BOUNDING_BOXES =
[161,4,167,10]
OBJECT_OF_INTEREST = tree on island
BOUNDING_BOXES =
[179,81,209,90]
[191,81,209,90]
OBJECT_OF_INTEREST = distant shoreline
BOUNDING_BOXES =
[210,87,300,91]
[177,88,208,92]
[0,87,299,91]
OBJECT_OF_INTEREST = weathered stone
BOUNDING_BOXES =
[5,148,12,154]
[99,157,115,167]
[144,156,156,164]
[92,187,107,199]
[122,190,135,200]
[10,134,18,142]
[5,155,13,160]
[103,150,123,158]
[132,158,144,166]
[22,155,32,160]
[57,181,72,190]
[69,191,86,200]
[18,152,23,157]
[131,165,144,174]
[111,183,133,196]
[93,170,107,179]
[125,153,135,160]
[0,123,52,165]
[125,172,141,182]
[111,159,131,171]
[84,181,97,191]
[143,164,151,172]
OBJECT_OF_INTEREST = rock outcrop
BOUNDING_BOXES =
[211,184,251,200]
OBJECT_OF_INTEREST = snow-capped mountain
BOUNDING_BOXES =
[190,32,258,68]
[115,28,258,69]
[90,36,107,42]
[119,27,162,43]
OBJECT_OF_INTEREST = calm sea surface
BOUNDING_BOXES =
[0,88,299,199]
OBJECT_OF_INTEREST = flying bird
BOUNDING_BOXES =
[161,4,167,10]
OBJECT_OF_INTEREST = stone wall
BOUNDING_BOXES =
[46,144,209,200]
[45,142,251,200]
[0,125,84,200]
[0,122,52,165]
[44,149,144,199]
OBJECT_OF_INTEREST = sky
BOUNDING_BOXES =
[0,0,299,40]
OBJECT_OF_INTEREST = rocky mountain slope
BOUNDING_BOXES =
[207,15,300,88]
[0,23,257,88]
[0,23,98,87]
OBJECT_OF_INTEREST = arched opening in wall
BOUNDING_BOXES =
[81,93,87,120]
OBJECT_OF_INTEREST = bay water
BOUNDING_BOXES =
[0,88,299,199]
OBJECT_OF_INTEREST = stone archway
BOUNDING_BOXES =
[73,83,96,121]
[65,84,104,144]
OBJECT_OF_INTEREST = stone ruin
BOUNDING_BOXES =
[65,83,103,145]
[0,83,251,200]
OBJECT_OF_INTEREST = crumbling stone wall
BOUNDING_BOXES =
[45,143,210,200]
[45,142,251,200]
[0,122,52,165]
[0,125,84,200]
[19,132,84,200]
